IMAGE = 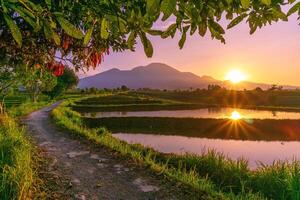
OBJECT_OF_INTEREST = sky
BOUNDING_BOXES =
[79,14,300,86]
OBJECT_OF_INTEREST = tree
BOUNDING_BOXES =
[23,68,57,102]
[0,60,25,113]
[255,87,263,92]
[0,0,298,74]
[46,67,78,99]
[208,84,222,91]
[121,85,129,91]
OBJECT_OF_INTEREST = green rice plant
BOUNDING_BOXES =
[251,161,300,200]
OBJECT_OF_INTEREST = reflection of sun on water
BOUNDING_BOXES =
[230,111,242,120]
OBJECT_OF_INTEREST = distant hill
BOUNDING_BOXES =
[78,63,299,90]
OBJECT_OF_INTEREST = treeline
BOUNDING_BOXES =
[131,86,300,108]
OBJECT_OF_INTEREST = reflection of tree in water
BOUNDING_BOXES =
[90,117,300,141]
[121,111,128,116]
[271,111,277,117]
[91,112,96,118]
[208,107,222,114]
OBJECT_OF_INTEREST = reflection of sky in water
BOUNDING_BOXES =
[114,133,300,169]
[82,108,300,120]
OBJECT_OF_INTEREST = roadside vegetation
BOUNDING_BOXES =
[52,93,300,200]
[0,97,52,200]
[0,115,33,199]
[0,66,78,199]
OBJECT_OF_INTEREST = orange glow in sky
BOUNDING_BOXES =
[81,14,300,86]
[225,70,247,83]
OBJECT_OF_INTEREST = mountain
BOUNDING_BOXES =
[78,63,299,90]
[78,63,220,90]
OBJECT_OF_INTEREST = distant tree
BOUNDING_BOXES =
[89,87,97,94]
[23,69,57,102]
[121,85,129,91]
[255,87,263,92]
[0,63,24,112]
[268,84,283,91]
[208,84,222,91]
[46,67,79,99]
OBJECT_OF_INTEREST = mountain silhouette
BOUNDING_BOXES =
[78,63,299,90]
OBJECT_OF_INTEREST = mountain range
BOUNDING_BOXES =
[78,63,299,90]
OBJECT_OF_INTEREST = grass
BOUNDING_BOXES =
[0,98,53,199]
[8,101,54,117]
[52,101,268,200]
[71,93,209,112]
[0,115,34,200]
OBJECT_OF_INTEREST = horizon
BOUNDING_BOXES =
[79,62,300,87]
[78,14,300,86]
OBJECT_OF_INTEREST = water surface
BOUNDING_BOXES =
[82,107,300,120]
[81,107,300,168]
[114,133,300,169]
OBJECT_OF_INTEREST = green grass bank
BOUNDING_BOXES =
[0,99,52,200]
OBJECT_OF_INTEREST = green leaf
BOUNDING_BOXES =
[26,1,43,13]
[147,0,160,14]
[226,0,233,4]
[272,8,288,21]
[43,20,60,46]
[51,31,61,46]
[249,24,257,34]
[208,23,225,43]
[139,32,153,57]
[227,14,247,29]
[4,14,22,47]
[287,2,300,16]
[55,16,84,39]
[241,0,250,8]
[161,23,177,38]
[161,0,176,21]
[101,18,109,39]
[45,0,51,9]
[198,20,207,37]
[190,23,197,35]
[127,31,137,49]
[83,26,94,46]
[10,5,37,28]
[1,0,8,13]
[208,20,225,34]
[147,29,163,36]
[178,26,189,49]
[261,0,271,5]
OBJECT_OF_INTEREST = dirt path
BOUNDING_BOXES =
[23,103,199,200]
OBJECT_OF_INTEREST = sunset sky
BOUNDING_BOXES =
[81,14,300,86]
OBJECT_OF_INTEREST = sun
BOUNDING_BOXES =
[230,111,242,120]
[225,70,246,84]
